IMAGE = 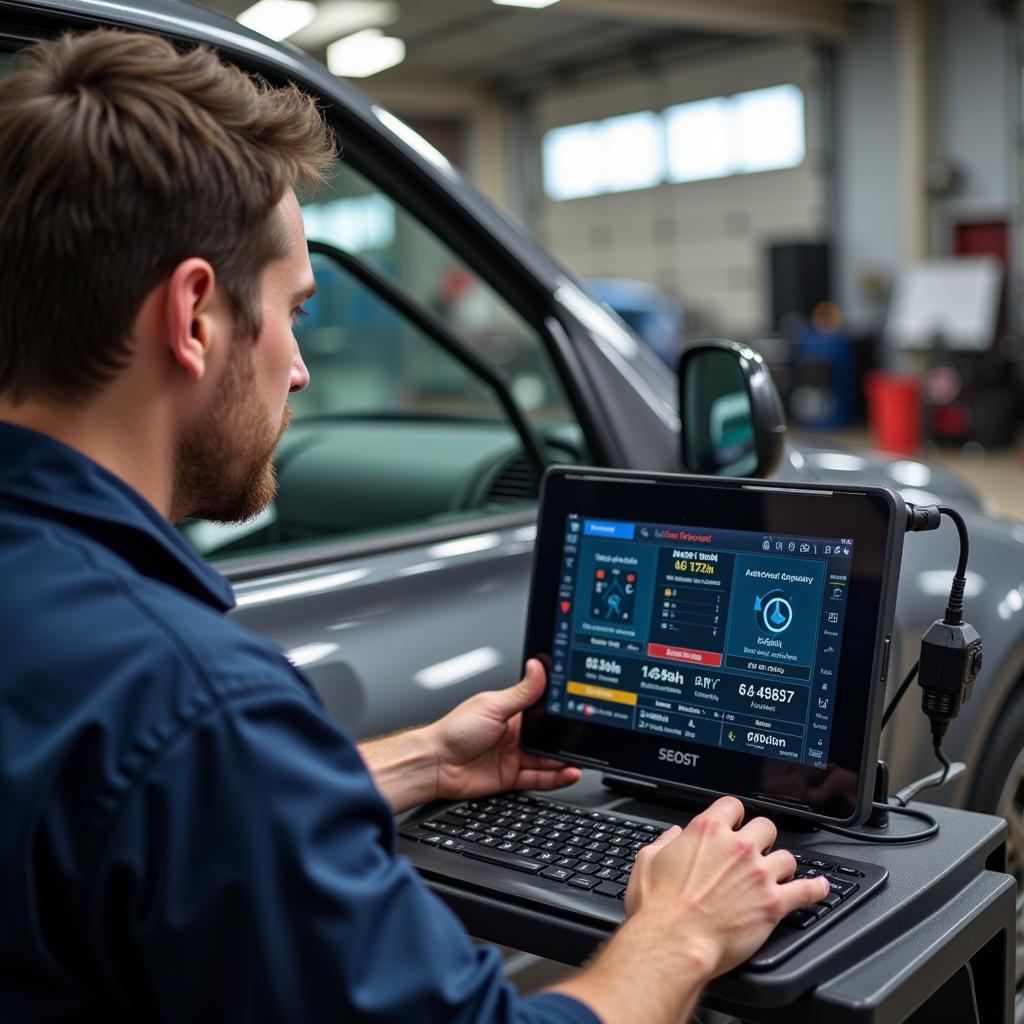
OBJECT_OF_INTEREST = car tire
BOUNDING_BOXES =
[969,684,1024,1023]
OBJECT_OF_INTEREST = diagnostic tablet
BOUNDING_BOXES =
[520,468,905,827]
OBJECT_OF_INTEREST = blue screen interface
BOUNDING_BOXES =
[547,515,854,769]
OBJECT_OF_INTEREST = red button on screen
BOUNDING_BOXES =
[646,643,723,668]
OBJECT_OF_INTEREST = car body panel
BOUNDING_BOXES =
[1,0,1021,813]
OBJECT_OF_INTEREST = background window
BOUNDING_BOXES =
[664,97,733,184]
[542,111,664,201]
[666,84,805,183]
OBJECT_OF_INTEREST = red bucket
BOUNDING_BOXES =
[865,372,921,455]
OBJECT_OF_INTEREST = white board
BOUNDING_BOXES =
[885,257,1002,351]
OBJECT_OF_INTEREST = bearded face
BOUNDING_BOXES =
[172,339,291,524]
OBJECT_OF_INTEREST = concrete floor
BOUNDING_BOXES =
[792,427,1024,524]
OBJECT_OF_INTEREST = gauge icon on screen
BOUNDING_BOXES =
[755,589,794,633]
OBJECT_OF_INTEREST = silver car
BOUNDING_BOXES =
[3,0,1024,1013]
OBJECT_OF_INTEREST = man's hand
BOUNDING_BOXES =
[424,658,580,802]
[623,796,829,976]
[549,796,829,1024]
[359,660,578,813]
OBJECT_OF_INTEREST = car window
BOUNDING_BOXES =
[180,249,573,561]
[0,39,586,559]
[300,160,581,430]
[184,151,590,560]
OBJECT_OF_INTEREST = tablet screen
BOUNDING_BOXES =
[521,470,905,826]
[549,515,852,769]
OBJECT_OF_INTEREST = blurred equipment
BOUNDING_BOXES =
[886,258,1001,352]
[586,278,685,368]
[790,301,857,430]
[865,371,921,455]
[885,258,1015,446]
[768,240,830,330]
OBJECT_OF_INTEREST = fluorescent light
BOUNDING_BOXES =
[291,1,397,49]
[493,0,561,7]
[327,28,405,78]
[237,0,316,41]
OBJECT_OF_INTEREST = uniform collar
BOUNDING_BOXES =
[0,421,236,611]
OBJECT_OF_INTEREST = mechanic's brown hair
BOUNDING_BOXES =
[0,30,334,405]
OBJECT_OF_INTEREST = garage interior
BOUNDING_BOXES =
[198,0,1024,521]
[5,2,1024,1020]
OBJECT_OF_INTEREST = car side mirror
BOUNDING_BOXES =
[677,339,785,478]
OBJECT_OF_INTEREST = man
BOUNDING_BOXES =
[0,30,828,1024]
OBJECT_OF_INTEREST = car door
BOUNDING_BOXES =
[0,4,607,740]
[209,217,590,736]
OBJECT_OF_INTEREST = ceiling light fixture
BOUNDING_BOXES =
[327,28,406,77]
[492,0,562,8]
[236,0,316,41]
[290,1,398,50]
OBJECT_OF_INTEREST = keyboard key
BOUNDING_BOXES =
[554,857,578,869]
[438,811,470,824]
[595,867,618,880]
[574,862,599,875]
[462,847,544,874]
[600,856,625,869]
[826,876,859,899]
[835,865,863,877]
[440,838,466,852]
[399,826,437,842]
[595,881,626,898]
[782,908,817,930]
[540,866,574,882]
[477,837,499,848]
[461,830,483,841]
[569,875,599,891]
[809,859,833,871]
[578,851,601,863]
[421,835,442,846]
[819,892,842,909]
[796,867,824,879]
[536,851,557,863]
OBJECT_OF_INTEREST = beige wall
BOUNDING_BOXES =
[531,41,828,335]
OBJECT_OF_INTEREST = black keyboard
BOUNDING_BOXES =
[398,792,888,970]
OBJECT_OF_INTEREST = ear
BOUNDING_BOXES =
[165,258,220,382]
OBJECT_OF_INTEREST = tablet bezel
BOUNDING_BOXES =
[520,468,905,828]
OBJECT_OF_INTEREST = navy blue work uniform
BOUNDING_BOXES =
[0,423,597,1024]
